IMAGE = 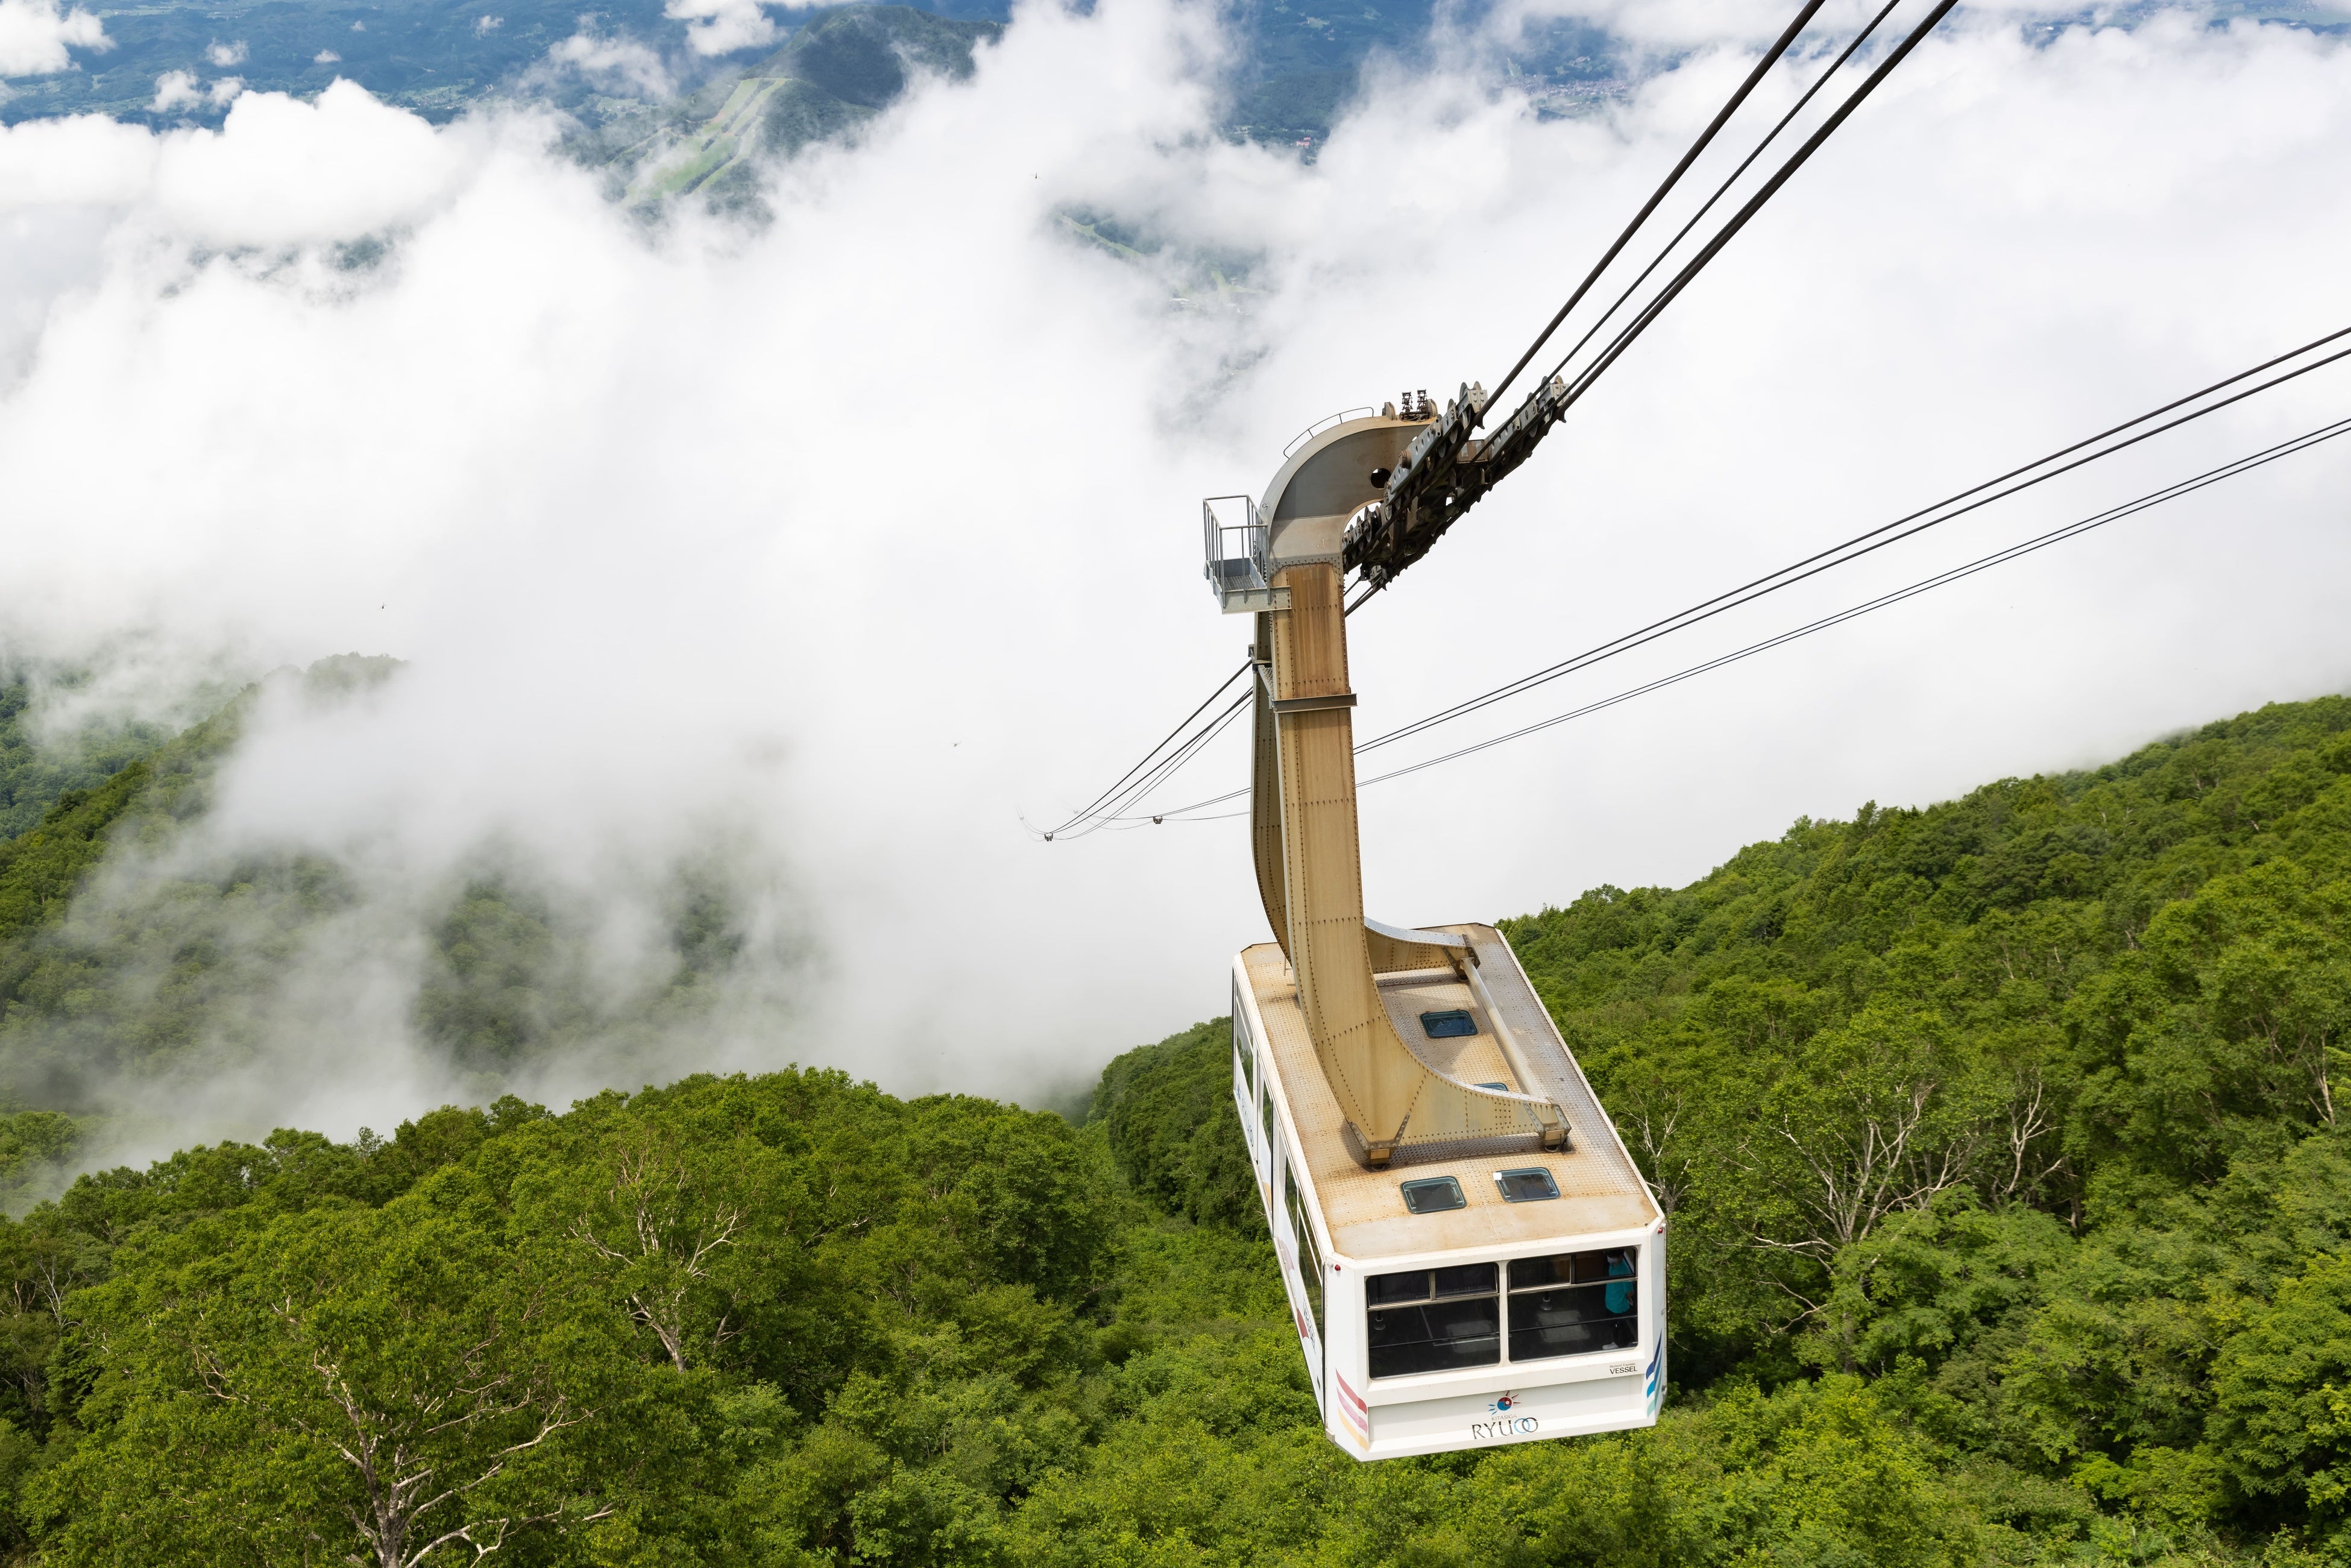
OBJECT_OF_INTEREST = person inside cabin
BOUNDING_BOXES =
[1604,1252,1634,1317]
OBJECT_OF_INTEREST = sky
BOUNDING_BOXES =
[2,0,2350,1152]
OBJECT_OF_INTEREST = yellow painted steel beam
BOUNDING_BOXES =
[1250,550,1563,1165]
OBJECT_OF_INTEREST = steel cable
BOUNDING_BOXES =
[1030,660,1250,839]
[1483,0,1834,415]
[1361,330,2351,758]
[1540,0,1962,426]
[1045,0,1956,836]
[1531,0,1904,401]
[1124,346,2351,822]
[1349,414,2351,794]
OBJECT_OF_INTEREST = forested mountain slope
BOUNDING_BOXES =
[1502,694,2351,1385]
[622,7,1005,204]
[0,679,174,843]
[0,693,2345,1562]
[0,657,761,1193]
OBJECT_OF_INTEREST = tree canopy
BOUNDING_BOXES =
[0,693,2349,1562]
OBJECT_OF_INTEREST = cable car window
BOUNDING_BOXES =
[1399,1176,1465,1214]
[1507,1248,1637,1291]
[1493,1168,1559,1203]
[1285,1179,1324,1332]
[1420,1009,1478,1039]
[1232,1013,1253,1100]
[1365,1262,1495,1306]
[1262,1084,1276,1159]
[1506,1247,1638,1362]
[1366,1265,1500,1378]
[1434,1262,1496,1297]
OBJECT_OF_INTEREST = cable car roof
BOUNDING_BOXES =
[1241,927,1658,1263]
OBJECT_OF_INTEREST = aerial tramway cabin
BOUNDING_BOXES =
[1205,403,1666,1461]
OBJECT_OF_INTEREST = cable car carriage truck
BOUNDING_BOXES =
[1205,401,1667,1461]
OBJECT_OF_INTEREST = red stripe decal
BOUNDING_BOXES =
[1335,1388,1369,1435]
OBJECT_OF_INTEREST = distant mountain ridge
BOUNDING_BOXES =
[614,5,1004,202]
[0,0,1632,162]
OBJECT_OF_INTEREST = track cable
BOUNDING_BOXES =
[1116,335,2351,820]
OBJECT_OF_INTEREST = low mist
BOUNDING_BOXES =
[3,0,2350,1172]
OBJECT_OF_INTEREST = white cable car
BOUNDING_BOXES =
[1207,404,1666,1460]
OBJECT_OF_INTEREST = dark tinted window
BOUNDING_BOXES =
[1508,1247,1635,1291]
[1507,1282,1639,1361]
[1420,1009,1478,1039]
[1400,1177,1465,1215]
[1507,1255,1567,1290]
[1369,1294,1500,1378]
[1494,1168,1559,1203]
[1576,1248,1637,1284]
[1369,1261,1497,1308]
[1285,1180,1323,1330]
[1432,1262,1496,1298]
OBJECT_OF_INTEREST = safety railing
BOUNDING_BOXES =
[1203,494,1277,613]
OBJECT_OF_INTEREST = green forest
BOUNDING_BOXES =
[0,688,2348,1563]
[0,659,766,1176]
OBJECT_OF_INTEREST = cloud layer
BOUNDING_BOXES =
[2,0,2350,1156]
[0,0,105,76]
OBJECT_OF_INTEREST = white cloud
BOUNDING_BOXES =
[315,49,341,63]
[0,112,153,207]
[350,19,365,30]
[206,75,244,104]
[3,81,470,231]
[151,68,199,110]
[0,0,108,75]
[148,81,469,244]
[664,0,780,57]
[2,4,2350,1150]
[546,30,672,95]
[1482,0,2073,52]
[204,38,247,67]
[0,119,151,376]
[475,14,502,33]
